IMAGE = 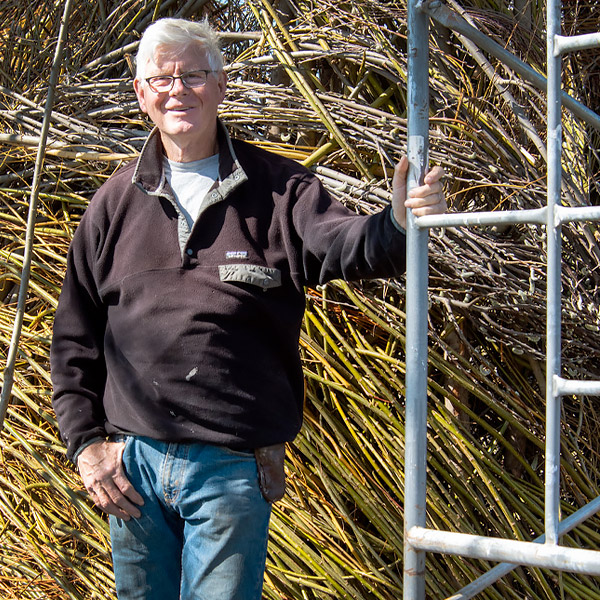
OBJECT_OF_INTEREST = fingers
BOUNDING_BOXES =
[85,469,144,520]
[423,165,445,185]
[405,165,447,216]
[405,192,447,217]
[86,477,143,520]
[78,440,144,520]
[407,197,447,218]
[407,167,444,201]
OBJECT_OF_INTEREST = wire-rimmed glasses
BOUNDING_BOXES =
[145,70,217,93]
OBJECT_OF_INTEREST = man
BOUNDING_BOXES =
[51,17,446,600]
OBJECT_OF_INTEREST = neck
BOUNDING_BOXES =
[161,133,218,162]
[160,119,219,162]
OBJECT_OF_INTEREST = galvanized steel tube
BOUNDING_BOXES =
[545,0,563,547]
[407,527,600,575]
[403,1,431,598]
[554,32,600,56]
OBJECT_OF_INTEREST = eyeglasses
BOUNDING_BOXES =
[145,70,217,93]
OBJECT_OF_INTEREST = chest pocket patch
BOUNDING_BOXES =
[219,264,282,290]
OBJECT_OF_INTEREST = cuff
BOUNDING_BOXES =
[72,436,105,465]
[389,207,406,234]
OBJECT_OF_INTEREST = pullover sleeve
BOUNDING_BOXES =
[50,207,108,462]
[291,173,407,286]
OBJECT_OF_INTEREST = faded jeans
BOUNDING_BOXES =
[109,436,272,600]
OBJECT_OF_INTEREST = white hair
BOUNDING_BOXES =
[135,18,224,80]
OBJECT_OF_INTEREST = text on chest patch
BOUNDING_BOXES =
[226,250,249,260]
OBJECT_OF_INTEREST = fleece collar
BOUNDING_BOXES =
[131,119,247,198]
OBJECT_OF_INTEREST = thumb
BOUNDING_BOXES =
[393,156,409,190]
[392,156,410,230]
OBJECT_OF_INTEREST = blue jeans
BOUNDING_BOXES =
[109,436,272,600]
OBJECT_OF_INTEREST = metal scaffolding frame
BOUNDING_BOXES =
[403,1,600,598]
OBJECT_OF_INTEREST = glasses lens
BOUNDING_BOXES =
[148,76,173,92]
[181,71,209,87]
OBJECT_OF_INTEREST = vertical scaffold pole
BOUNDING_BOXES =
[545,0,562,546]
[403,0,430,598]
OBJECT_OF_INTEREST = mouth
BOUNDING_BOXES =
[166,106,194,113]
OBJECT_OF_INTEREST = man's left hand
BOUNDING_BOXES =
[392,156,447,230]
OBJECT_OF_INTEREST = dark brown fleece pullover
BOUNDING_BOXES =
[51,122,406,461]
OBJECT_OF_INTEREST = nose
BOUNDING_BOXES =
[169,76,188,95]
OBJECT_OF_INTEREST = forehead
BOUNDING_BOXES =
[146,44,209,74]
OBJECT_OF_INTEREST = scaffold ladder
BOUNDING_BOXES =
[403,0,600,598]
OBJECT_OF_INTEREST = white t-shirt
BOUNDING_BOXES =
[164,154,220,229]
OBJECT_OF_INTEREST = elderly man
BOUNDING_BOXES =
[51,17,446,600]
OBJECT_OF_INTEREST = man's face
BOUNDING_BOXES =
[134,44,227,157]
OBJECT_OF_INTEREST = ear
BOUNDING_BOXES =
[216,70,227,104]
[133,78,148,114]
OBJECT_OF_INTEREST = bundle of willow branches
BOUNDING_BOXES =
[1,0,600,598]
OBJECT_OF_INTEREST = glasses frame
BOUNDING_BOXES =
[145,70,217,93]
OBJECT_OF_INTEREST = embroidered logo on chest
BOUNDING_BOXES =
[226,250,249,260]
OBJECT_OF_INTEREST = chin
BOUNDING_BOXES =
[164,121,200,136]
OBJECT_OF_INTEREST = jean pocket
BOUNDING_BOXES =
[109,434,134,471]
[220,446,255,460]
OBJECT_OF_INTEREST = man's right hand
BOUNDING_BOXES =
[77,439,145,520]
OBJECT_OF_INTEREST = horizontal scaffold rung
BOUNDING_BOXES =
[406,526,600,576]
[554,375,600,396]
[555,33,600,56]
[415,205,600,230]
